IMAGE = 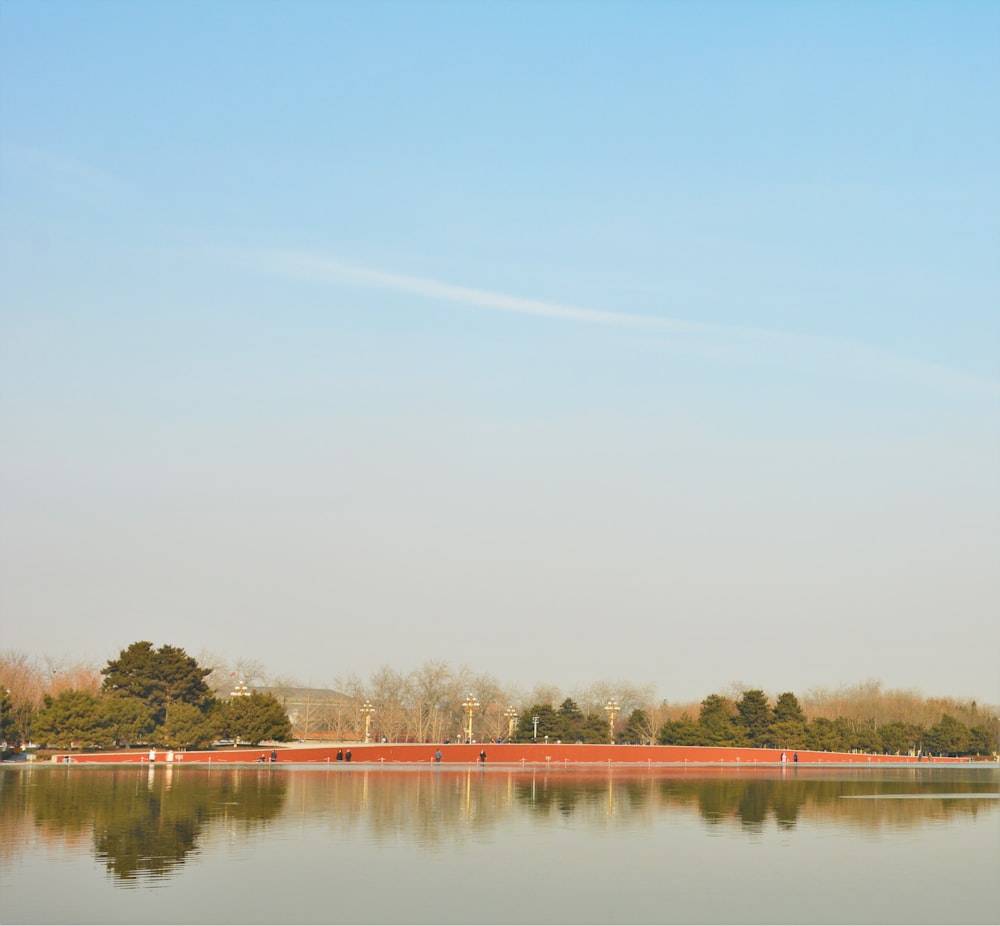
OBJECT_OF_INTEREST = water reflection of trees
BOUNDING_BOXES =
[0,766,287,880]
[511,769,999,834]
[279,767,513,849]
[282,767,998,843]
[2,766,996,874]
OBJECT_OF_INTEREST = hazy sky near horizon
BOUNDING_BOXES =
[1,1,998,705]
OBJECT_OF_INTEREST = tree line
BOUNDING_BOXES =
[492,690,993,757]
[651,689,995,757]
[331,664,997,757]
[1,644,996,757]
[0,642,290,751]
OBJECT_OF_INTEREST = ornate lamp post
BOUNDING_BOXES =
[605,697,619,745]
[462,694,480,743]
[532,714,539,741]
[361,700,375,744]
[504,705,518,741]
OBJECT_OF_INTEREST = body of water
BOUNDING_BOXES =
[1,763,997,924]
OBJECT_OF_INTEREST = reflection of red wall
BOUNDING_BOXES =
[53,743,971,764]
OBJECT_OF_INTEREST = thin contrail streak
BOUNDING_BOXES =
[240,248,1000,398]
[255,249,789,343]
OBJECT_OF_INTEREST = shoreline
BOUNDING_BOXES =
[32,741,987,766]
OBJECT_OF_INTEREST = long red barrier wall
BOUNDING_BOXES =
[49,742,974,765]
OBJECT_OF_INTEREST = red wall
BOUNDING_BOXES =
[51,742,970,764]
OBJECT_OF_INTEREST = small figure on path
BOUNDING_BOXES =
[479,749,487,763]
[435,749,442,763]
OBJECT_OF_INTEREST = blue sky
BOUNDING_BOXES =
[1,0,998,704]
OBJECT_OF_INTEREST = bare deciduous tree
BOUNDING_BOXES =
[45,658,102,696]
[410,660,458,743]
[0,651,46,741]
[365,666,411,743]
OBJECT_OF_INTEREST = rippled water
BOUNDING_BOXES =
[1,763,997,924]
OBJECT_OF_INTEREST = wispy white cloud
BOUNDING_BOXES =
[0,144,133,206]
[237,248,1000,398]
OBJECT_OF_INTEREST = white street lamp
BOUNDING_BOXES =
[462,694,480,743]
[361,700,375,744]
[504,706,518,741]
[605,698,620,745]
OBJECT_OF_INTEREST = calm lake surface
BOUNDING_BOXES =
[1,763,997,925]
